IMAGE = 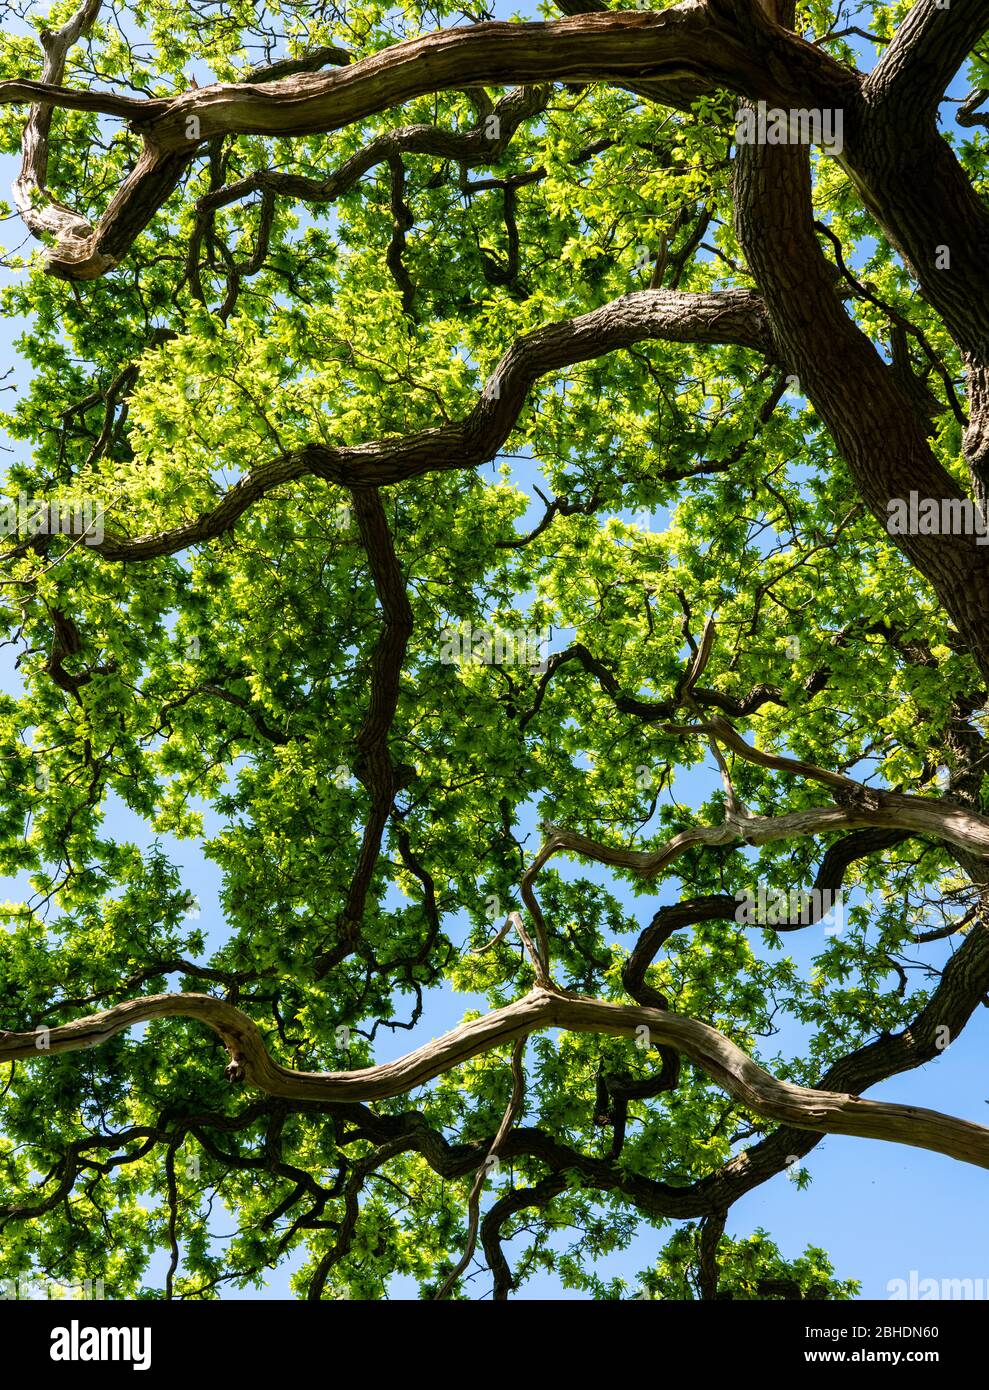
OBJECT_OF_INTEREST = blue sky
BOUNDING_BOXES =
[2,0,989,1301]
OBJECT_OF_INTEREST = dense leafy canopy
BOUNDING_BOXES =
[0,0,988,1299]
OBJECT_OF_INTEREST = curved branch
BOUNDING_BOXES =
[0,8,858,279]
[522,789,989,942]
[519,775,989,1000]
[2,11,853,145]
[521,641,784,730]
[434,1036,527,1300]
[91,446,326,560]
[11,0,104,261]
[676,713,989,858]
[89,287,773,560]
[0,77,159,121]
[194,85,549,217]
[622,828,909,1011]
[3,985,989,1168]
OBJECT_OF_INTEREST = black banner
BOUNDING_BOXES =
[2,1295,979,1376]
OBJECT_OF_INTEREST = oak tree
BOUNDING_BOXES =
[1,0,988,1299]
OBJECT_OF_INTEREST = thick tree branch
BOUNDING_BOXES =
[87,288,773,560]
[866,0,989,119]
[4,985,989,1168]
[733,133,989,682]
[1,10,853,143]
[0,8,858,279]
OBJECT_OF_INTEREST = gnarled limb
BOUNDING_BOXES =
[0,7,857,279]
[11,0,106,270]
[0,10,855,145]
[521,792,989,933]
[4,984,989,1167]
[733,132,989,681]
[10,13,192,283]
[84,287,772,561]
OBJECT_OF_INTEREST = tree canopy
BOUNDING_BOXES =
[1,0,989,1300]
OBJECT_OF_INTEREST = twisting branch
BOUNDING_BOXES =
[521,787,989,951]
[86,287,774,562]
[315,486,413,976]
[11,0,105,267]
[481,1174,568,1300]
[0,10,857,143]
[0,8,859,279]
[434,1037,527,1299]
[3,986,989,1167]
[663,711,989,860]
[193,85,549,218]
[524,644,784,729]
